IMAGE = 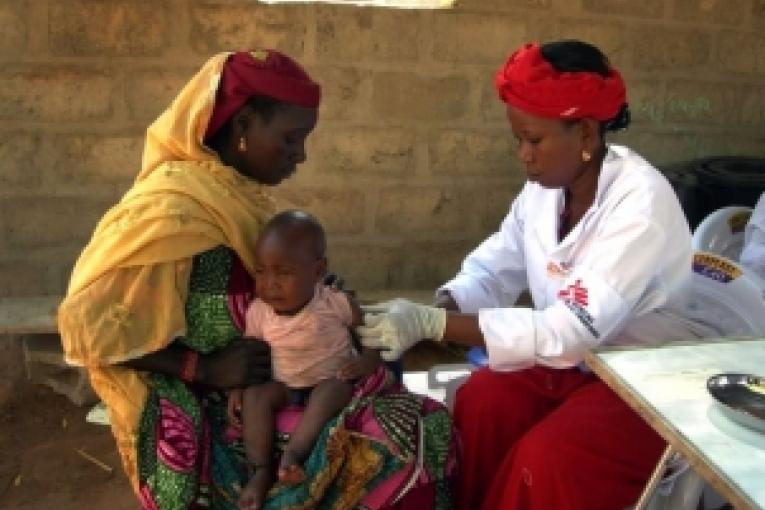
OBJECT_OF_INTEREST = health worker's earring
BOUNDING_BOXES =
[581,150,591,162]
[238,137,247,152]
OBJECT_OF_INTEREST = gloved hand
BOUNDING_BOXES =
[356,299,447,361]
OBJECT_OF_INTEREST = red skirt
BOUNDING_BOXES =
[453,366,665,510]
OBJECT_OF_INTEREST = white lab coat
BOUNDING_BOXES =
[739,193,765,281]
[440,145,712,372]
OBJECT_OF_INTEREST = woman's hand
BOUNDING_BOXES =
[197,338,271,389]
[356,299,447,361]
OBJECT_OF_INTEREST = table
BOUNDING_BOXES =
[585,338,765,510]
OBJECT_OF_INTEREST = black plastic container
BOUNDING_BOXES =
[662,157,765,230]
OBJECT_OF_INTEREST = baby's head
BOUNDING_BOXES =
[254,209,328,314]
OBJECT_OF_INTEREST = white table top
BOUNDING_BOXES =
[586,338,765,510]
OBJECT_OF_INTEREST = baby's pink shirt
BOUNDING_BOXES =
[244,284,354,388]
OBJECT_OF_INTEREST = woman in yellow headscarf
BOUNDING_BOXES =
[58,51,456,510]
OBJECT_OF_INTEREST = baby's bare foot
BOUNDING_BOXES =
[238,465,274,510]
[277,450,306,485]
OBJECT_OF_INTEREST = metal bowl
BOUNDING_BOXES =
[707,373,765,434]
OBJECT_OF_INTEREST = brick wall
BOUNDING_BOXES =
[0,0,763,296]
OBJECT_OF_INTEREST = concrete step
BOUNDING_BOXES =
[20,334,97,407]
[23,334,67,366]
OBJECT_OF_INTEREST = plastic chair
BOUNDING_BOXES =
[691,206,753,262]
[686,251,765,337]
[629,446,705,510]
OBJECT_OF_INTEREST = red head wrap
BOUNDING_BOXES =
[495,43,626,122]
[205,49,321,139]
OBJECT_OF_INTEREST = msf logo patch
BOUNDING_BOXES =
[558,279,589,307]
[558,280,599,338]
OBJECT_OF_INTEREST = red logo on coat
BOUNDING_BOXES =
[558,279,588,307]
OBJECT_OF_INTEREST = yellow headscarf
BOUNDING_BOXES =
[57,53,275,489]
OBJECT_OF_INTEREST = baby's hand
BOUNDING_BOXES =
[227,388,244,427]
[337,355,378,382]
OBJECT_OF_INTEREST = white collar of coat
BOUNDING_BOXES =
[593,144,627,208]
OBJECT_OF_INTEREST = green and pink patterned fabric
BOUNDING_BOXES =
[136,246,457,510]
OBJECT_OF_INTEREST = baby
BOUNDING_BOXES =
[229,210,381,510]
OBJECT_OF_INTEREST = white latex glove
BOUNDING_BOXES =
[356,298,447,361]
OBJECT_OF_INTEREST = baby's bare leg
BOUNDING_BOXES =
[238,381,288,510]
[279,378,354,484]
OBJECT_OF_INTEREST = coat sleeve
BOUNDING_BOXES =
[480,186,683,372]
[438,189,529,313]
